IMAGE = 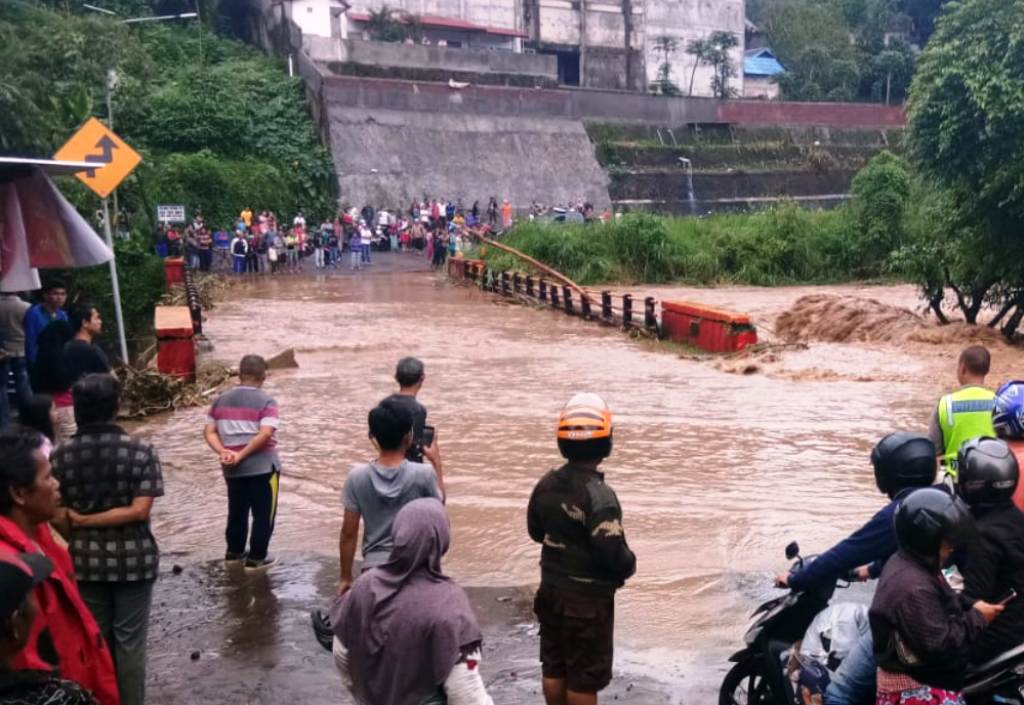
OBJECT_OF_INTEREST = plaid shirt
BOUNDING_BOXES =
[52,423,164,583]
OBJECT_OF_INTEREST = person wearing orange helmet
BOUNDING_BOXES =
[527,393,636,705]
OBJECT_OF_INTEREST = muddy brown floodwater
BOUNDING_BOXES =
[137,255,1024,704]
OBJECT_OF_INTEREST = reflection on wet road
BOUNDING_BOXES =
[140,266,973,699]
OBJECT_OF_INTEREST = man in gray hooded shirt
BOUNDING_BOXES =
[339,398,444,594]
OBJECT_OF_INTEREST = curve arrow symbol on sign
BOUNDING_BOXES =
[84,135,118,177]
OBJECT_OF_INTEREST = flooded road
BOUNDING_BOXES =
[140,256,1019,702]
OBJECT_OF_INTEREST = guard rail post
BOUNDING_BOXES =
[601,291,613,321]
[513,272,521,294]
[526,275,535,298]
[539,280,548,302]
[550,285,560,309]
[563,286,573,315]
[622,294,633,327]
[580,293,591,319]
[645,297,658,334]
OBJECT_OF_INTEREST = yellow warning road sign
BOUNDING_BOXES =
[53,117,142,199]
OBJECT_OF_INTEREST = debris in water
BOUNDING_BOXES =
[775,294,922,343]
[776,294,1012,346]
[119,361,232,418]
[190,651,200,661]
[160,273,234,310]
[266,348,299,370]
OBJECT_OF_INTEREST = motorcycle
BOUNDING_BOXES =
[719,541,837,705]
[720,542,1024,705]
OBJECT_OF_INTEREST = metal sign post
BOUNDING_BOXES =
[55,117,142,365]
[101,197,129,363]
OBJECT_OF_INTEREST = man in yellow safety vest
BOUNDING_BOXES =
[928,345,996,478]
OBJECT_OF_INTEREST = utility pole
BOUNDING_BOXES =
[103,70,129,364]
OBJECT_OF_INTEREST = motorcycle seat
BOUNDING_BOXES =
[968,642,1024,676]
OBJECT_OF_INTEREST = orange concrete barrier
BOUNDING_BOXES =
[661,301,758,353]
[154,306,196,379]
[164,257,185,287]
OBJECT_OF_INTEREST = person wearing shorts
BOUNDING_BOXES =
[527,393,636,705]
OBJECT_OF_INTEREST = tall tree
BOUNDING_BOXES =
[706,31,739,98]
[905,0,1024,335]
[685,38,712,97]
[650,34,680,95]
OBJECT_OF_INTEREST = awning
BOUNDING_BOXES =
[0,158,115,292]
[346,12,526,38]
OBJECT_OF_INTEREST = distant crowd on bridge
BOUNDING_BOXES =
[152,196,613,276]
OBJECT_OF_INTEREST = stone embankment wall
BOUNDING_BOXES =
[320,75,904,211]
[327,105,611,208]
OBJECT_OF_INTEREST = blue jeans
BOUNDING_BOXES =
[825,629,875,705]
[0,357,31,428]
[361,243,371,263]
[350,248,361,269]
[233,255,246,274]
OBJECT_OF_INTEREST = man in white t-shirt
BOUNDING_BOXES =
[359,221,373,265]
[293,211,306,230]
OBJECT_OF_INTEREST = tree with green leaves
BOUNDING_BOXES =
[706,31,739,99]
[650,34,681,96]
[366,6,405,42]
[685,37,712,97]
[904,0,1024,335]
[871,39,915,105]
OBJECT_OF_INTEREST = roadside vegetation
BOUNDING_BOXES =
[0,0,336,349]
[490,0,1024,338]
[484,150,914,288]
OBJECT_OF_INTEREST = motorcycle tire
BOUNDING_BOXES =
[719,659,775,705]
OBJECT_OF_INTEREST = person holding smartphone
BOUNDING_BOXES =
[955,438,1024,664]
[338,399,444,596]
[382,357,430,463]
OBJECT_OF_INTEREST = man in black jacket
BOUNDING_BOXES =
[955,438,1024,664]
[527,393,635,705]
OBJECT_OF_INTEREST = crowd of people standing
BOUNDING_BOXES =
[152,196,522,278]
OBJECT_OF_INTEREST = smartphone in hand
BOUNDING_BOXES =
[421,425,436,448]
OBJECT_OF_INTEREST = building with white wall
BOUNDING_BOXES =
[281,0,746,96]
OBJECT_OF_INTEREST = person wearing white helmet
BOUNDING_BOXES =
[527,393,636,705]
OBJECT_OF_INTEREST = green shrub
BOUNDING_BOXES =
[485,203,867,287]
[849,151,911,273]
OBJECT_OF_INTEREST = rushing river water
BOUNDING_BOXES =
[138,262,999,699]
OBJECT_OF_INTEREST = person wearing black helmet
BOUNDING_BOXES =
[955,437,1024,664]
[870,487,1002,704]
[775,432,938,705]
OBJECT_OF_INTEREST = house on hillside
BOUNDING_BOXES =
[262,0,748,96]
[743,47,784,99]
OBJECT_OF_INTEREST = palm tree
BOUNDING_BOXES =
[685,38,712,96]
[707,31,740,98]
[651,34,680,95]
[367,6,403,42]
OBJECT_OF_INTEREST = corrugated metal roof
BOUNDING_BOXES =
[744,48,784,77]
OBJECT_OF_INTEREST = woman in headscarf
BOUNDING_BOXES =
[330,498,494,705]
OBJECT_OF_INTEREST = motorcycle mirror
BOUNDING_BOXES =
[785,541,800,560]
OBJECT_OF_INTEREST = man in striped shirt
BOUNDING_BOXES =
[204,355,281,570]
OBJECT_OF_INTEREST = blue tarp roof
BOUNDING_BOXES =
[744,48,784,77]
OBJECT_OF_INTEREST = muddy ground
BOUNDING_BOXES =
[147,556,678,704]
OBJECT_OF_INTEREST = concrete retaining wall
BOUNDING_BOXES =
[320,75,907,127]
[309,38,558,81]
[326,105,611,208]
